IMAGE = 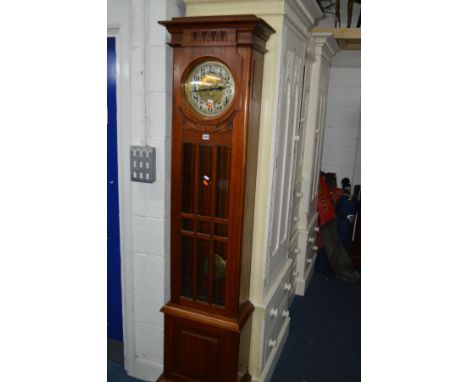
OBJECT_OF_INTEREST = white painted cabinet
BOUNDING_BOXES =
[293,33,339,296]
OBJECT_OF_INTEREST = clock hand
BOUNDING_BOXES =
[191,86,225,92]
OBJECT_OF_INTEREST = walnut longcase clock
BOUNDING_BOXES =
[158,16,274,382]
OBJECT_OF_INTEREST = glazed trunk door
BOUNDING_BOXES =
[265,49,304,285]
[178,136,232,310]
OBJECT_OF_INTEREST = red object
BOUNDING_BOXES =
[317,175,336,227]
[330,187,344,205]
[316,230,324,250]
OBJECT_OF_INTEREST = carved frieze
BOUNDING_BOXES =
[179,108,236,133]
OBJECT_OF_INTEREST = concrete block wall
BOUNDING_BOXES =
[321,50,361,187]
[108,0,184,380]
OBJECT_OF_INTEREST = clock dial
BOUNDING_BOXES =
[184,60,235,117]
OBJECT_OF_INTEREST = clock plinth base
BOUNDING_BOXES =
[156,372,251,382]
[156,301,254,382]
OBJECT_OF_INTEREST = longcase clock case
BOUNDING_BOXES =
[158,16,274,382]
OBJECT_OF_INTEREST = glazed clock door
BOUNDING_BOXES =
[178,140,231,307]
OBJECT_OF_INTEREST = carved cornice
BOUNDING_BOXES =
[159,15,275,51]
[310,27,361,50]
[283,0,324,37]
[311,32,339,64]
[305,32,315,62]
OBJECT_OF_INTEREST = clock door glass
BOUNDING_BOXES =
[184,60,235,117]
[179,142,232,306]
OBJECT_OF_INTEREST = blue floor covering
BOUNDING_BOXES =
[271,273,361,382]
[108,273,360,382]
[108,360,145,382]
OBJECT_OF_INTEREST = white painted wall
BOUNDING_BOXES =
[107,0,184,380]
[321,50,361,187]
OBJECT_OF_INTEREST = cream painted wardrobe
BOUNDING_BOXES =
[183,1,337,381]
[292,33,339,296]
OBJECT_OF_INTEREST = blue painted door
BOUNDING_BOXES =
[107,37,123,341]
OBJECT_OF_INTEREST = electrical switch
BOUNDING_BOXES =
[130,146,156,183]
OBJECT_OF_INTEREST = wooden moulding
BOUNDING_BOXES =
[161,300,255,334]
[159,15,275,53]
[311,27,361,50]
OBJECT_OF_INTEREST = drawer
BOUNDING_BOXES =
[305,249,318,273]
[305,244,314,272]
[306,217,319,250]
[289,231,299,260]
[289,203,300,237]
[288,258,296,306]
[289,179,304,236]
[307,210,319,234]
[263,294,290,366]
[264,261,293,336]
[306,223,317,265]
[293,179,303,205]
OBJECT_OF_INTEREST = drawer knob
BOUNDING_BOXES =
[284,282,292,292]
[282,310,290,318]
[296,192,303,198]
[308,236,314,243]
[270,308,278,318]
[307,258,313,264]
[313,245,318,251]
[268,339,277,348]
[314,226,320,232]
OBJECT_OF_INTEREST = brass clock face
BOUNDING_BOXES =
[184,60,235,117]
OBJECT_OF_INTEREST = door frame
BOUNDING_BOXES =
[107,25,137,375]
[107,35,123,341]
